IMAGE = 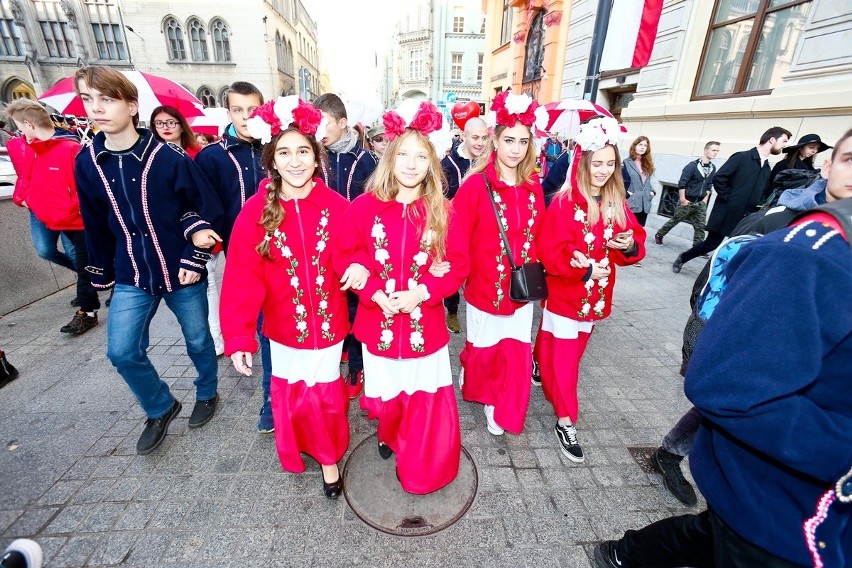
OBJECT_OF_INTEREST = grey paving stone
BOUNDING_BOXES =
[75,502,127,532]
[49,534,101,567]
[87,531,139,566]
[113,501,159,530]
[1,507,57,537]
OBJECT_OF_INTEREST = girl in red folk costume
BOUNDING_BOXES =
[534,117,646,463]
[220,96,369,500]
[453,91,549,436]
[343,100,468,494]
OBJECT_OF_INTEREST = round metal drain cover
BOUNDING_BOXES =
[342,434,478,536]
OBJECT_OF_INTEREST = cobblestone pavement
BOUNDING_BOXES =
[0,234,706,567]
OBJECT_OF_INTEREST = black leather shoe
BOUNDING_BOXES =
[137,400,181,455]
[378,442,393,460]
[323,477,343,500]
[188,393,219,428]
[70,296,81,307]
[672,255,684,274]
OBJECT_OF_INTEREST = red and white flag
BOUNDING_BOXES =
[599,0,664,72]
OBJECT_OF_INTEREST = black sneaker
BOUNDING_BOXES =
[554,422,584,463]
[531,359,541,386]
[60,310,98,335]
[593,540,625,567]
[0,350,19,389]
[137,400,181,455]
[188,393,219,428]
[672,255,684,274]
[652,447,698,506]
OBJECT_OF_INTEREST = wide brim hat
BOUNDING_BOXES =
[783,133,832,154]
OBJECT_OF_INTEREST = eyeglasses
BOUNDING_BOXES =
[372,136,385,143]
[153,120,179,128]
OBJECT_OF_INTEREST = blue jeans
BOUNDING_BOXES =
[29,211,76,272]
[107,282,218,419]
[257,313,271,409]
[661,406,702,457]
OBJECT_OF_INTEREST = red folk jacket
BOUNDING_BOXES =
[8,133,84,230]
[342,192,469,359]
[539,189,646,321]
[220,178,351,355]
[452,156,545,315]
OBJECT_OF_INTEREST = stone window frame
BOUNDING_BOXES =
[163,16,186,61]
[692,0,813,100]
[450,52,463,81]
[0,3,24,57]
[210,17,230,62]
[197,85,215,107]
[187,17,209,62]
[33,0,76,59]
[83,0,128,61]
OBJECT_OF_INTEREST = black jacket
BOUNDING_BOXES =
[706,148,769,236]
[678,159,716,201]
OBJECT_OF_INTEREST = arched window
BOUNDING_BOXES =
[522,10,546,83]
[197,86,215,107]
[163,17,186,61]
[286,40,294,74]
[188,18,209,62]
[211,18,230,62]
[218,86,229,108]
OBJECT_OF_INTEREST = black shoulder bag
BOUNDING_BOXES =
[482,174,548,303]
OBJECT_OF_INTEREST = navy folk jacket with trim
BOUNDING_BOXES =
[75,129,223,294]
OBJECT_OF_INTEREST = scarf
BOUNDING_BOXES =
[327,128,357,155]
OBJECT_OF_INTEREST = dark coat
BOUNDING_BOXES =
[193,130,265,250]
[440,145,472,199]
[705,148,769,236]
[75,129,223,294]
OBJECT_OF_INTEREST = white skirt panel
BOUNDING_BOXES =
[269,339,344,386]
[541,308,595,340]
[465,302,534,348]
[362,345,452,402]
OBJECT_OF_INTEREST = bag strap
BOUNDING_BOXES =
[790,199,852,251]
[482,173,518,269]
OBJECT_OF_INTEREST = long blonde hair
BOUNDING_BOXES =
[255,128,326,258]
[465,124,538,185]
[561,144,628,227]
[366,129,449,259]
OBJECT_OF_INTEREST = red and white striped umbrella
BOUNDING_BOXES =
[538,99,617,137]
[39,71,204,121]
[189,107,229,136]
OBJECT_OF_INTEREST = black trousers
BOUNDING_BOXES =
[345,291,362,374]
[634,211,648,227]
[63,230,99,312]
[444,290,460,314]
[618,509,803,568]
[680,231,726,265]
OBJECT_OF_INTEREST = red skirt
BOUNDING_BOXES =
[532,328,593,422]
[270,375,350,472]
[360,385,461,494]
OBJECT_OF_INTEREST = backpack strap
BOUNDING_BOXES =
[790,199,852,250]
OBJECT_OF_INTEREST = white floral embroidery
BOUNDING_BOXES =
[491,186,538,308]
[575,203,615,318]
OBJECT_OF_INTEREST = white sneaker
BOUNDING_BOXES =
[484,405,504,436]
[4,539,44,568]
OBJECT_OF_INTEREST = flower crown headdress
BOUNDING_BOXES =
[484,91,549,132]
[246,95,327,144]
[382,99,453,153]
[568,116,627,193]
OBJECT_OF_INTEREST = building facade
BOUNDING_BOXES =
[387,0,486,123]
[559,0,852,237]
[0,0,321,109]
[481,0,571,106]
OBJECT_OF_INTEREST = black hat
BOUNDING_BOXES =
[783,133,832,154]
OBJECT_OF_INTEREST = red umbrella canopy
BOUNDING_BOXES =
[39,71,205,121]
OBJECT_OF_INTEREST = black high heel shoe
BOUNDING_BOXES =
[322,469,343,500]
[378,442,393,460]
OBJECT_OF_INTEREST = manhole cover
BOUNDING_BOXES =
[627,446,657,474]
[343,434,478,536]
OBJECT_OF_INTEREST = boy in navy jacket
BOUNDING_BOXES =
[194,81,275,434]
[313,93,378,397]
[74,66,223,455]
